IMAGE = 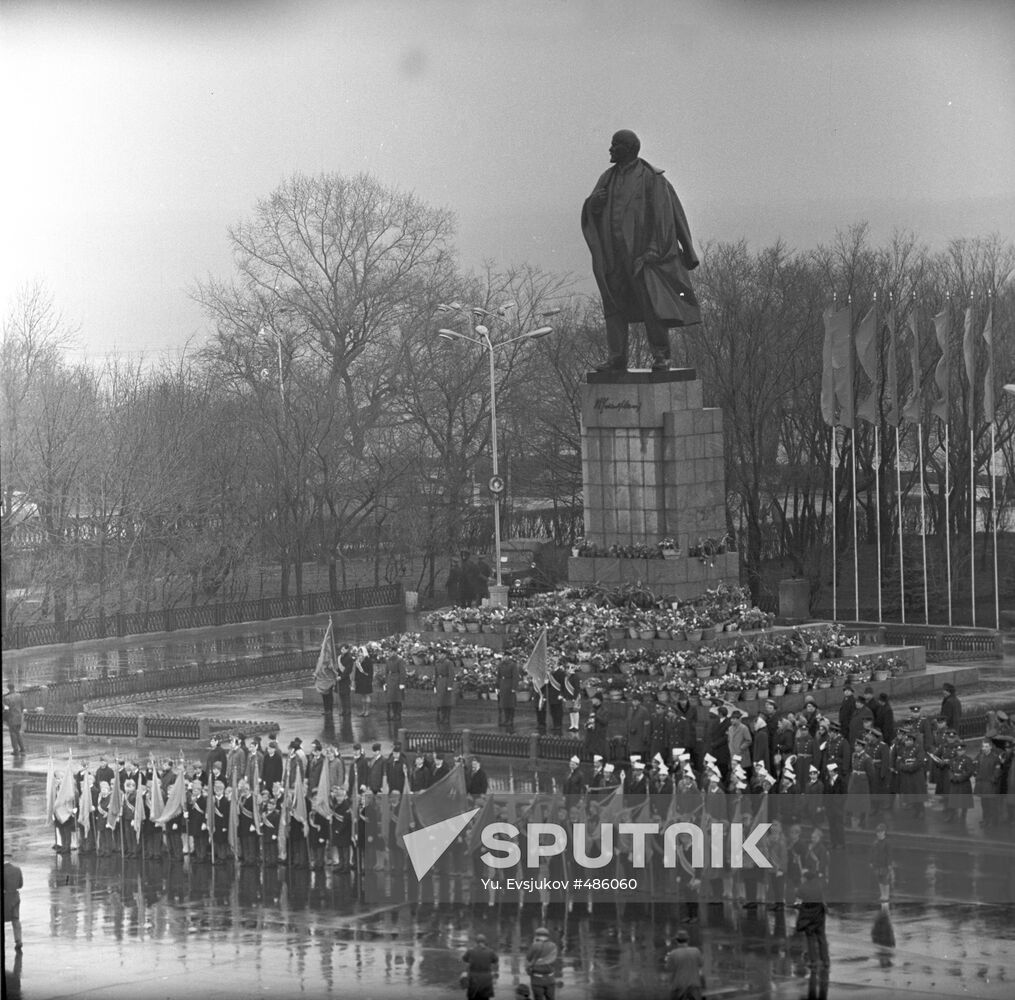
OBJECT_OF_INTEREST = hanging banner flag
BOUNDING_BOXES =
[982,308,995,424]
[820,307,836,426]
[855,303,879,424]
[931,309,950,423]
[828,304,854,428]
[524,628,549,705]
[886,305,900,428]
[902,311,923,423]
[962,305,976,431]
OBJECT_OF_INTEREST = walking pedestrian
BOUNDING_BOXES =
[3,849,23,952]
[664,928,705,1000]
[870,822,893,903]
[525,927,559,1000]
[794,868,830,999]
[461,932,499,1000]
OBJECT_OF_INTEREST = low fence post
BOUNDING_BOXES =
[77,713,86,738]
[462,729,472,756]
[138,716,146,741]
[397,727,407,749]
[199,718,211,742]
[528,733,539,763]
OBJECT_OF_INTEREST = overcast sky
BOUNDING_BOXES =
[2,0,1012,358]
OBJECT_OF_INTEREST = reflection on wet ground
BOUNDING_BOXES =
[2,609,406,687]
[4,773,1014,1000]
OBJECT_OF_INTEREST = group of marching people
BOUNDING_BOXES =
[46,733,486,873]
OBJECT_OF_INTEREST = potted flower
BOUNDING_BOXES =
[786,668,806,694]
[769,671,787,697]
[657,536,679,560]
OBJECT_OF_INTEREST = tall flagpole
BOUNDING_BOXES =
[991,421,999,630]
[874,426,883,622]
[852,426,860,621]
[969,423,976,626]
[943,421,953,626]
[895,426,905,624]
[918,424,929,624]
[832,426,838,621]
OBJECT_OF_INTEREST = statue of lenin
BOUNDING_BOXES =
[581,130,701,372]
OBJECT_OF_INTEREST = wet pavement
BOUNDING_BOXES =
[3,769,1014,1000]
[4,613,1015,998]
[1,607,407,688]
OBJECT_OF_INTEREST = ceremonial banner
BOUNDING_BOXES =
[855,303,879,424]
[932,308,950,422]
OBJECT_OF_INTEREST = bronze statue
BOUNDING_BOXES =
[581,130,701,372]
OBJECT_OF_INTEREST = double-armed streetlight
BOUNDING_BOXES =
[436,301,557,594]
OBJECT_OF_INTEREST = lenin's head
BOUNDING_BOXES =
[610,130,640,164]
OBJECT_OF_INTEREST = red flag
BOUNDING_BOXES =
[155,775,185,825]
[962,305,977,431]
[411,762,469,827]
[131,784,145,838]
[315,617,336,678]
[467,794,497,854]
[820,308,835,426]
[932,308,950,423]
[885,304,900,428]
[393,790,413,851]
[828,304,854,428]
[524,628,549,705]
[290,768,309,837]
[53,757,76,825]
[982,308,995,423]
[902,310,923,423]
[107,771,123,831]
[46,757,56,828]
[855,303,879,424]
[313,759,332,820]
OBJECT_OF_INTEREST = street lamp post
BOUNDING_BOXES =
[437,304,554,601]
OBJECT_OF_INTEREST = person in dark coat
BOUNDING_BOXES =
[466,758,489,797]
[445,558,463,606]
[848,694,875,747]
[581,129,700,372]
[547,664,567,736]
[946,743,975,826]
[627,694,652,760]
[383,651,408,728]
[496,655,520,733]
[261,741,283,791]
[940,684,962,731]
[671,692,700,766]
[974,738,1003,828]
[562,755,587,802]
[434,656,455,729]
[894,733,927,817]
[874,693,896,744]
[584,695,609,760]
[3,683,26,756]
[368,743,386,794]
[354,645,375,717]
[385,745,409,794]
[461,933,499,1000]
[838,687,857,738]
[336,644,354,716]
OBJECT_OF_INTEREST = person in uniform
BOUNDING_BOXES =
[894,732,927,817]
[368,743,387,794]
[496,655,520,733]
[347,743,369,797]
[466,757,489,797]
[563,755,587,802]
[434,655,455,729]
[974,738,1002,829]
[584,694,609,761]
[524,926,559,1000]
[384,649,408,729]
[946,739,976,827]
[329,786,353,872]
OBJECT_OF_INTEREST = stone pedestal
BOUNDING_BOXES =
[574,368,737,595]
[487,584,510,608]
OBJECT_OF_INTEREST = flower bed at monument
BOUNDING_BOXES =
[382,584,900,703]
